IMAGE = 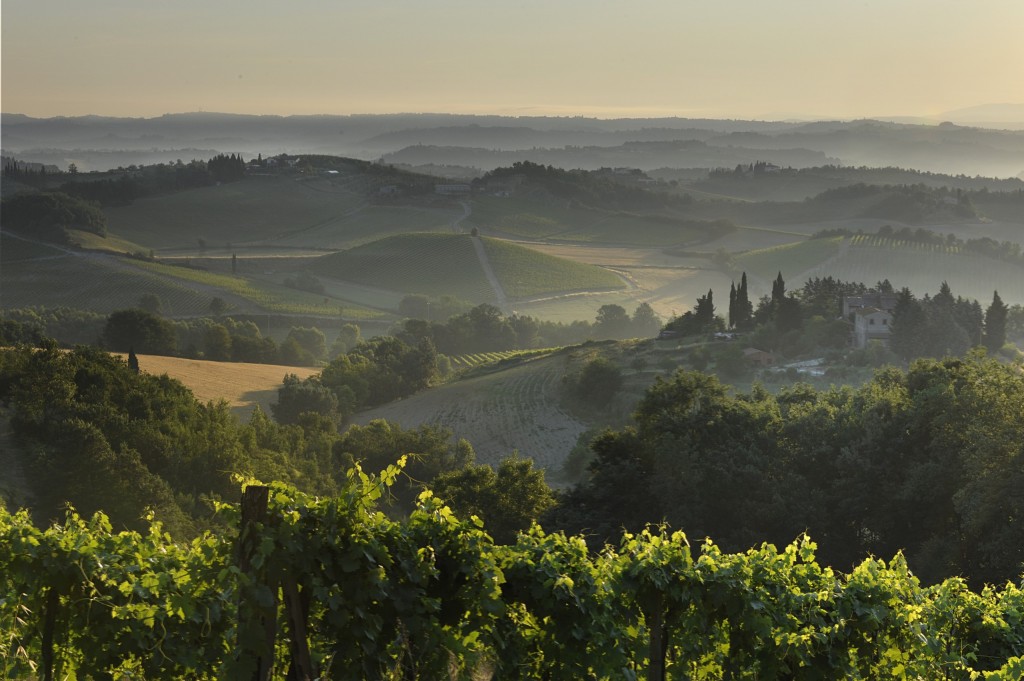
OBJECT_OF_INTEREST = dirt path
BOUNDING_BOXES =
[451,201,471,233]
[472,234,511,314]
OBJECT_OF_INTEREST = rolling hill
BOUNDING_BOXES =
[309,233,627,304]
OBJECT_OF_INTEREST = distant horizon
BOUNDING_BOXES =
[4,104,1024,128]
[4,1,1022,126]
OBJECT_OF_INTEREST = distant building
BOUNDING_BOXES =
[842,291,898,319]
[743,348,776,367]
[852,307,892,349]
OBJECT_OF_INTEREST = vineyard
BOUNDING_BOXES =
[447,348,560,371]
[0,255,214,316]
[481,237,625,299]
[312,233,497,303]
[3,473,1022,680]
[130,260,384,318]
[356,354,585,471]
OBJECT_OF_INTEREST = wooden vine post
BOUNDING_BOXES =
[237,485,277,681]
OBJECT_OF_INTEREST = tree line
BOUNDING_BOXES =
[550,353,1024,587]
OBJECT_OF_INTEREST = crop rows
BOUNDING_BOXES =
[448,347,558,369]
[849,233,962,254]
[481,237,626,298]
[0,257,212,315]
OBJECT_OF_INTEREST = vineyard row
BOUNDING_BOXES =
[2,471,1022,680]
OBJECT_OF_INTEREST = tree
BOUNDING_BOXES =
[203,324,232,361]
[103,309,177,355]
[138,294,162,315]
[573,358,623,408]
[209,297,228,316]
[771,271,786,306]
[890,288,927,361]
[329,323,362,359]
[736,272,753,329]
[398,294,430,320]
[595,304,631,339]
[631,302,662,337]
[728,282,738,329]
[286,326,327,362]
[271,374,339,425]
[431,456,556,544]
[1,191,107,241]
[695,289,715,327]
[983,291,1009,352]
[127,348,140,374]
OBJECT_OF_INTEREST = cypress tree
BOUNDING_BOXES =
[728,282,737,329]
[984,290,1008,352]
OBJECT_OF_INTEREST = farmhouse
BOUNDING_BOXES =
[852,307,892,349]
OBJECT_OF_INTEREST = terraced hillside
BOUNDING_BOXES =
[311,233,626,303]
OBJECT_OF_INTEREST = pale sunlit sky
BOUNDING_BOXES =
[3,0,1023,120]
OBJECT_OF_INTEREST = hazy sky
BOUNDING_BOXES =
[3,0,1023,120]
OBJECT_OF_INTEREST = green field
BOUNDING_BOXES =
[311,233,497,302]
[481,237,625,298]
[131,260,385,317]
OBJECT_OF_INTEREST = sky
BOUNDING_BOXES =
[3,0,1023,121]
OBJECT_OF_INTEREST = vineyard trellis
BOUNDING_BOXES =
[3,467,1023,680]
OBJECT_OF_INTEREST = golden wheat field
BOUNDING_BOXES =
[123,354,319,419]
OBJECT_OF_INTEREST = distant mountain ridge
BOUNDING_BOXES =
[3,112,1022,177]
